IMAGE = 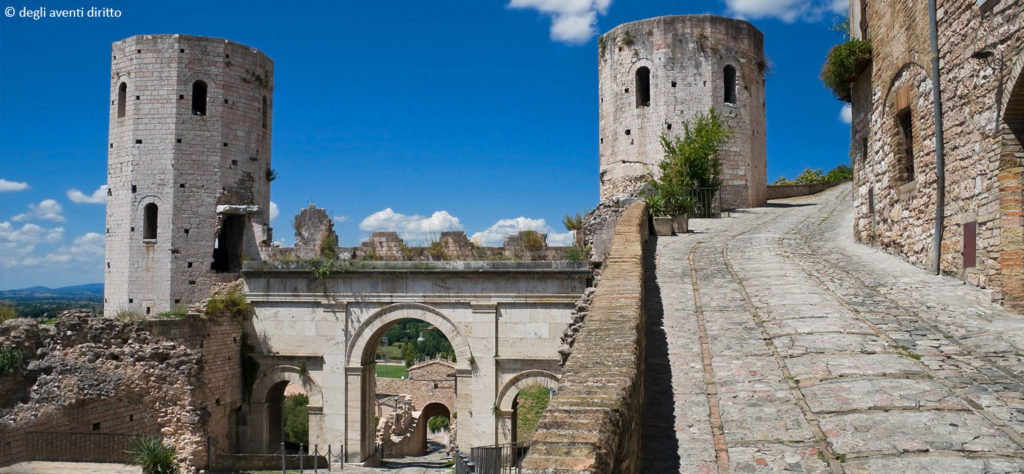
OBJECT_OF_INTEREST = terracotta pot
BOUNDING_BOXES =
[653,216,675,236]
[673,214,689,234]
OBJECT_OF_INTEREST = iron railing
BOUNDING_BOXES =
[23,431,143,463]
[454,442,528,474]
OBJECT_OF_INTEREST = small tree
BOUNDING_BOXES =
[648,108,733,217]
[561,213,583,248]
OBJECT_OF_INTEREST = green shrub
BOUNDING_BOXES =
[318,232,339,261]
[521,231,545,251]
[794,168,825,184]
[564,246,586,262]
[825,164,853,183]
[649,109,732,217]
[156,305,188,319]
[428,241,447,260]
[428,415,450,433]
[821,39,872,102]
[0,345,25,375]
[125,436,178,474]
[116,309,143,321]
[205,287,252,319]
[0,302,16,322]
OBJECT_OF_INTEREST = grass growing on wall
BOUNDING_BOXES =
[515,385,551,444]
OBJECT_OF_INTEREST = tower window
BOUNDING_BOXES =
[143,203,158,240]
[724,65,737,104]
[635,67,651,107]
[262,95,268,129]
[117,83,127,118]
[896,108,914,182]
[192,80,208,116]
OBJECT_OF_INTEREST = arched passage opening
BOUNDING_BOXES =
[250,365,323,454]
[496,370,559,446]
[635,66,651,107]
[418,402,452,454]
[345,304,471,462]
[370,317,457,458]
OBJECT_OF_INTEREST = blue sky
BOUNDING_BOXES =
[0,0,852,290]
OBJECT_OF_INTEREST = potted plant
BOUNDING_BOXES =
[645,187,675,236]
[668,190,696,234]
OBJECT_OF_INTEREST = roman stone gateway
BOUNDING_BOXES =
[239,258,588,462]
[598,15,768,208]
[104,34,274,315]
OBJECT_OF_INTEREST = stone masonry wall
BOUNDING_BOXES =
[599,15,767,208]
[850,0,1023,311]
[521,201,648,474]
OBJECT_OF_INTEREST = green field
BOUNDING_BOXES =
[376,364,408,379]
[375,343,403,361]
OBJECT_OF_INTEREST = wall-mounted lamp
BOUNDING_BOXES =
[972,50,1006,68]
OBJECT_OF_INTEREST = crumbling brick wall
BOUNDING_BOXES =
[0,309,242,471]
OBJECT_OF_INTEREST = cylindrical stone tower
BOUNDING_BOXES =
[104,34,273,315]
[598,15,767,208]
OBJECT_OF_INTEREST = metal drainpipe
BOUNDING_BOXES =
[928,0,946,275]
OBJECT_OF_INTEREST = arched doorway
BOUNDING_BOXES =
[345,303,472,462]
[495,370,559,446]
[418,402,452,454]
[249,365,323,454]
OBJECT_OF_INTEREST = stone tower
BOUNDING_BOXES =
[104,34,274,315]
[599,15,767,208]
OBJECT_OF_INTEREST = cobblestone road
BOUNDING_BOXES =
[642,184,1024,473]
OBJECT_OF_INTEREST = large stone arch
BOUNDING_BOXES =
[345,303,472,371]
[345,303,471,462]
[249,364,323,453]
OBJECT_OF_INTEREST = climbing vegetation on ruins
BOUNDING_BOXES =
[0,345,25,375]
[621,30,635,46]
[318,232,339,260]
[205,286,252,320]
[125,436,179,474]
[521,230,545,251]
[821,39,872,102]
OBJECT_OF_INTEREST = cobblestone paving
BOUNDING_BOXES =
[642,184,1024,473]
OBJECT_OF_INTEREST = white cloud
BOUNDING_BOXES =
[12,199,66,222]
[269,201,280,221]
[507,0,612,44]
[839,104,852,124]
[67,185,108,204]
[723,0,846,23]
[0,221,64,266]
[0,179,30,192]
[334,216,349,223]
[469,216,576,247]
[359,208,463,244]
[21,232,103,267]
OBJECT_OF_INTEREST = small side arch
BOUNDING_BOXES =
[496,370,560,413]
[252,364,324,408]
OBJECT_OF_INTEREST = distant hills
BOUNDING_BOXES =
[0,283,103,300]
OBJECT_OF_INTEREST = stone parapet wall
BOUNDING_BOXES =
[521,201,648,474]
[765,180,849,201]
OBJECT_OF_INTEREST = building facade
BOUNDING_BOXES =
[848,0,1023,311]
[104,34,274,315]
[598,15,768,208]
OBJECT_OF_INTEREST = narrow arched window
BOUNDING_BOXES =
[724,65,737,104]
[635,67,651,107]
[143,203,158,240]
[117,83,127,118]
[262,95,268,129]
[191,80,207,116]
